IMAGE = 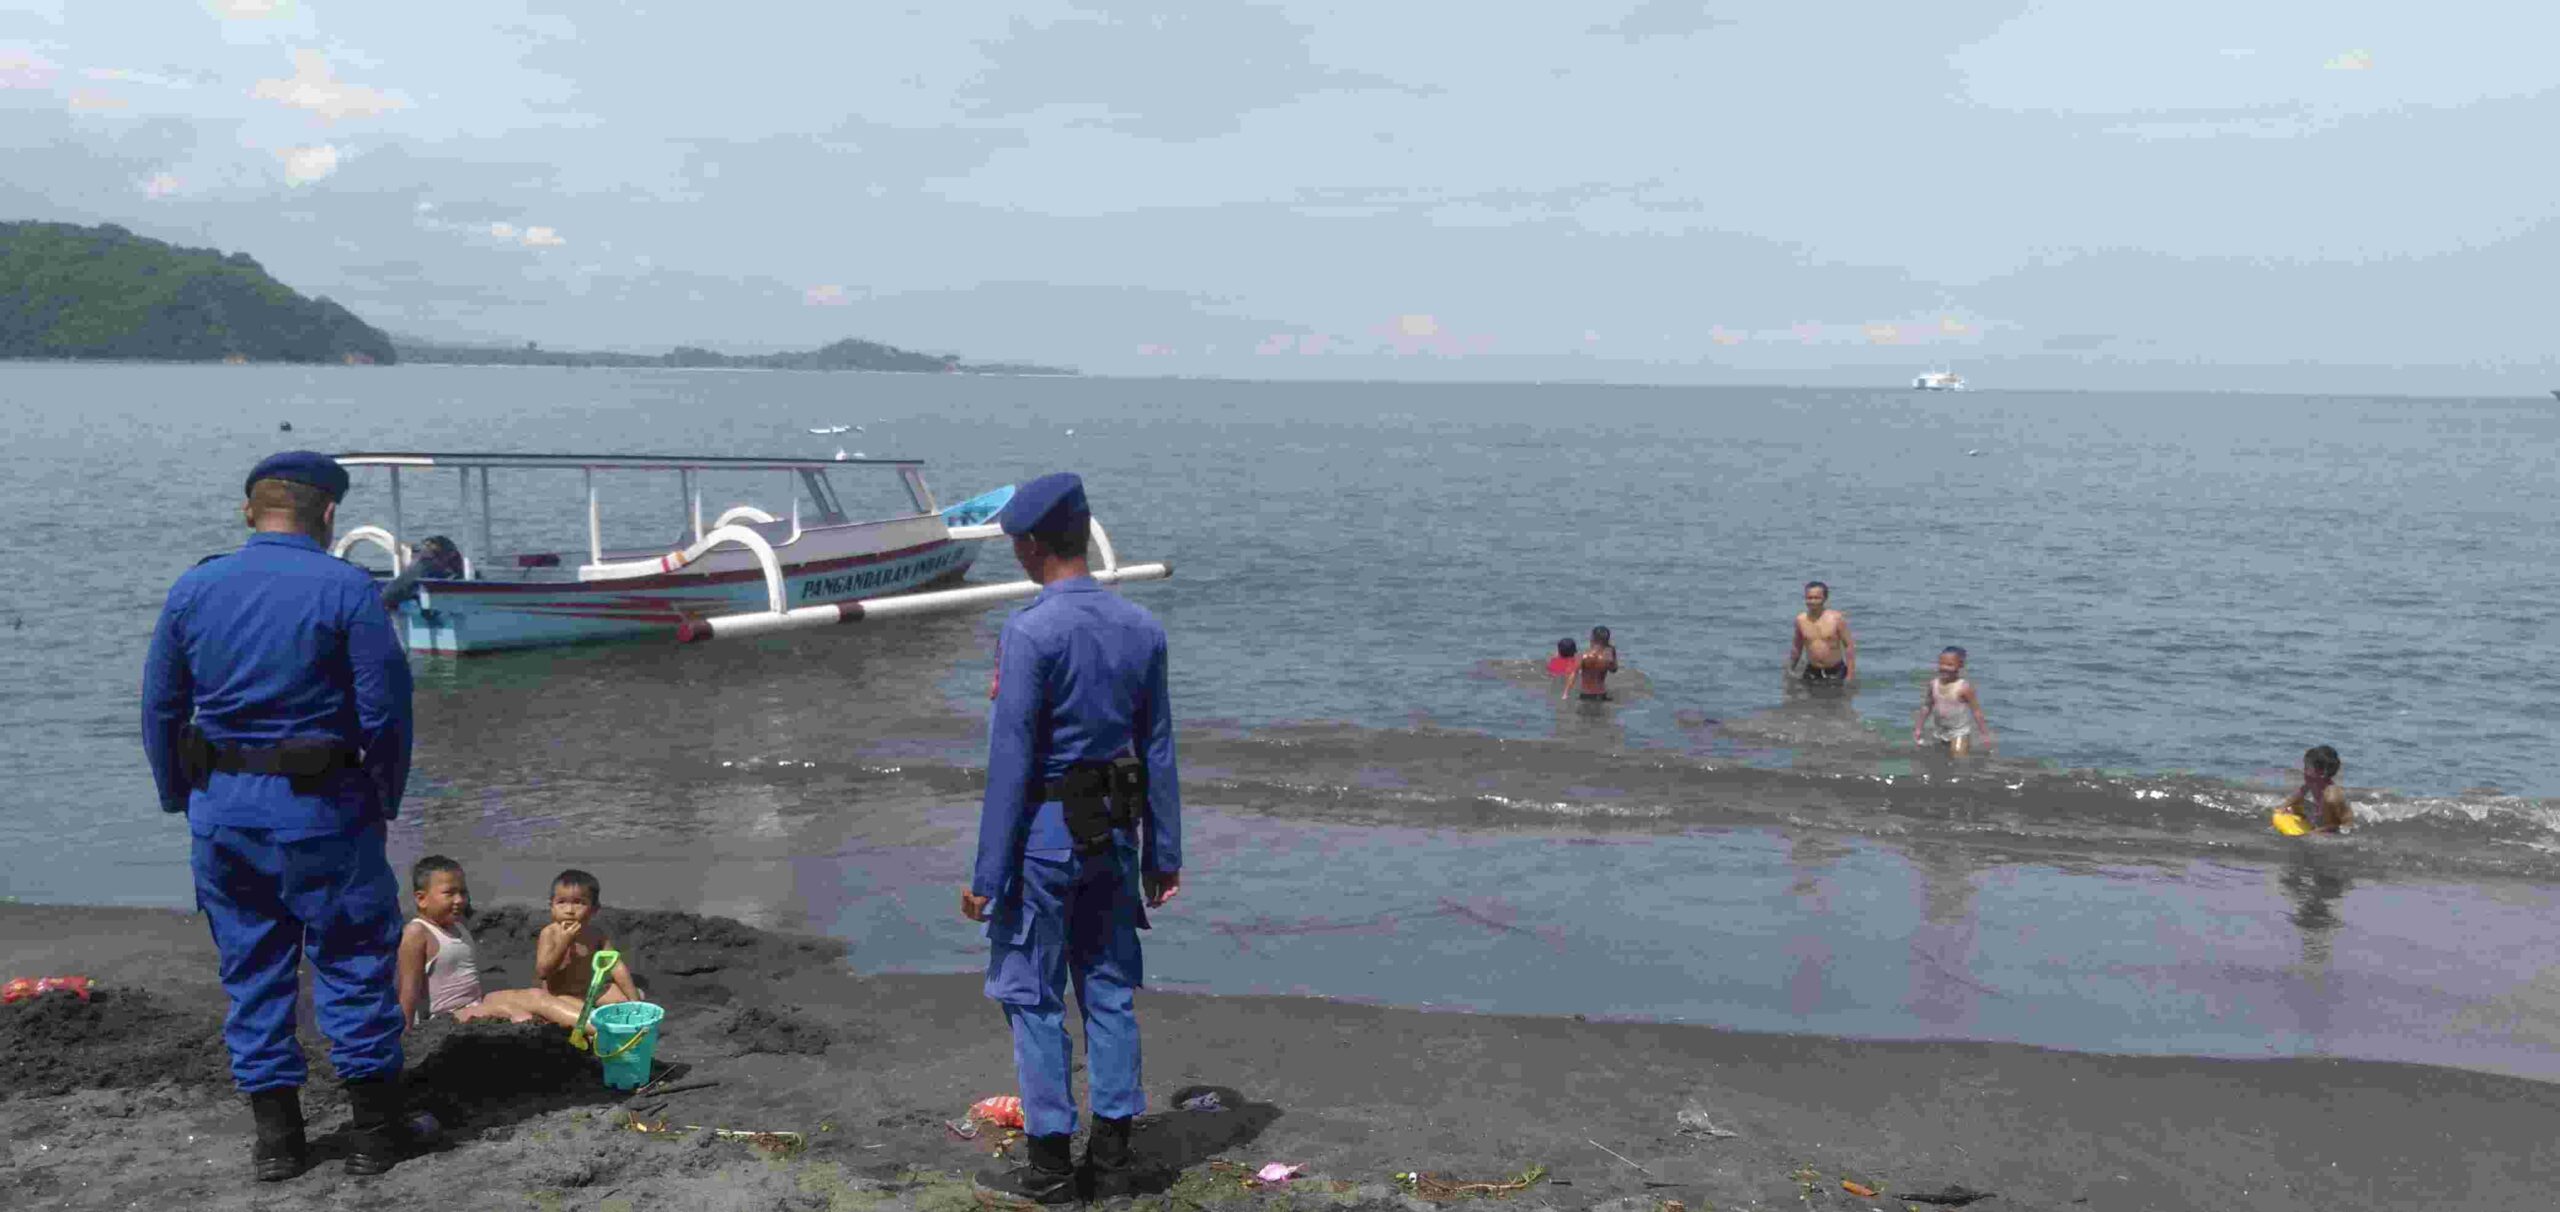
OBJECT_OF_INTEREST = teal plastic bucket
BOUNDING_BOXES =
[588,1002,664,1090]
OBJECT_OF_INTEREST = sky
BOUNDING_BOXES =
[3,1,2556,392]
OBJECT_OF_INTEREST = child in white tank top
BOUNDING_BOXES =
[1915,647,1992,756]
[398,856,541,1028]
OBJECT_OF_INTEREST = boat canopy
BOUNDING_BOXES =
[329,450,943,578]
[334,452,922,471]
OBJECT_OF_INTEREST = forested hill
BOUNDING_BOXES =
[0,221,395,364]
[395,335,1076,376]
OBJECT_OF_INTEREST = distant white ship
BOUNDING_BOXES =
[1911,370,1967,391]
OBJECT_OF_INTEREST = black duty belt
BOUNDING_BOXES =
[182,725,357,780]
[211,743,358,777]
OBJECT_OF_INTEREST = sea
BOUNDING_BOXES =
[4,364,2557,1079]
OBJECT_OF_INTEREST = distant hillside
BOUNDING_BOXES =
[0,221,394,364]
[395,334,1075,376]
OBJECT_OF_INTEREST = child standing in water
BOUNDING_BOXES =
[1914,647,1991,756]
[2279,745,2354,833]
[1566,626,1618,701]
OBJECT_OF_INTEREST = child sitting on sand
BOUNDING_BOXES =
[2279,745,2354,834]
[527,868,642,1027]
[398,856,542,1028]
[1914,647,1992,756]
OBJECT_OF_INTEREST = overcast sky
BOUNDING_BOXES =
[3,2,2555,391]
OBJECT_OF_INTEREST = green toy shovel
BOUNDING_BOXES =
[567,949,621,1052]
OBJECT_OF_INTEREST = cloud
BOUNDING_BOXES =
[1370,313,1493,356]
[210,0,292,18]
[277,143,340,185]
[142,171,185,199]
[252,49,409,121]
[67,89,127,112]
[1134,343,1178,357]
[804,284,851,307]
[1,46,60,90]
[2323,49,2374,72]
[481,221,566,248]
[1588,1,1744,41]
[85,66,192,90]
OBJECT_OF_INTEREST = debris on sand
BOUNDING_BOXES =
[1675,1103,1740,1139]
[1394,1164,1549,1201]
[628,1117,805,1156]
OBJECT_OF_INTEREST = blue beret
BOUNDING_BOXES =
[244,451,350,501]
[997,472,1090,536]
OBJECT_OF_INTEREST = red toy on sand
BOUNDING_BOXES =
[969,1095,1024,1129]
[2,976,94,1004]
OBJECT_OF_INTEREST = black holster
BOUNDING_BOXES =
[1050,756,1147,857]
[179,724,217,792]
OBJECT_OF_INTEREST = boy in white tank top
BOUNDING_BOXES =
[397,856,541,1028]
[1915,646,1992,757]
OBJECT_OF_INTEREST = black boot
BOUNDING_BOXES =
[247,1088,306,1182]
[1080,1115,1149,1201]
[341,1074,407,1176]
[976,1132,1079,1205]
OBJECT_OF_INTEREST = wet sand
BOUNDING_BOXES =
[6,902,2553,1212]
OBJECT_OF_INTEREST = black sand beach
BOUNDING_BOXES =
[6,902,2552,1212]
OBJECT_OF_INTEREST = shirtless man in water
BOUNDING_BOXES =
[1564,625,1618,701]
[1788,581,1856,683]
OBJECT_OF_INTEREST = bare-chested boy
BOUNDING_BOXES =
[2278,746,2355,834]
[1787,582,1855,683]
[1564,626,1618,701]
[527,868,641,1028]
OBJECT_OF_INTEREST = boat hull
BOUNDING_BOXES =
[393,538,977,654]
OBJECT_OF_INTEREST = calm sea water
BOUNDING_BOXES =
[3,365,2556,1076]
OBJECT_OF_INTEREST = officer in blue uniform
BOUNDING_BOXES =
[140,452,417,1182]
[963,472,1183,1205]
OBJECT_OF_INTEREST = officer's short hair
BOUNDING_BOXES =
[412,854,464,893]
[1027,525,1089,560]
[248,478,333,530]
[551,868,602,904]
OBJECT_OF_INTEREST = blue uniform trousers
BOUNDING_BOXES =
[190,822,406,1092]
[984,839,1147,1138]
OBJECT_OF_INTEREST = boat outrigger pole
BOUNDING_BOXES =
[674,516,1171,643]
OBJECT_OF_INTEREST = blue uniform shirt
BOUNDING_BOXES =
[972,576,1181,903]
[141,532,414,838]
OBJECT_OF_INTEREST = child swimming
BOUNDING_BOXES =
[1914,647,1992,756]
[2279,745,2354,834]
[1545,637,1578,680]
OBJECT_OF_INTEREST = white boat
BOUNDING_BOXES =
[329,452,1169,654]
[1911,371,1967,391]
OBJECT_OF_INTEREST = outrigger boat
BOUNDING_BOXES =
[329,452,1170,654]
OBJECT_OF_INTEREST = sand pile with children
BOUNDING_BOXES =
[7,901,2555,1212]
